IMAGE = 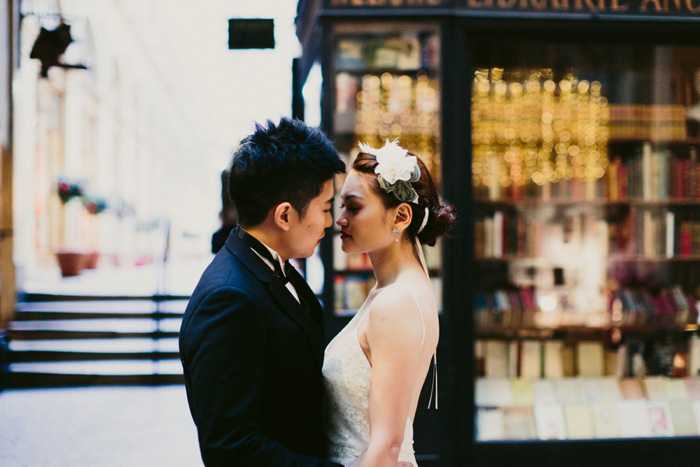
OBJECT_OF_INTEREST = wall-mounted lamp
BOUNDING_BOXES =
[29,22,87,77]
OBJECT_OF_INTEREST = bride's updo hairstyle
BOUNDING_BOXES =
[352,149,455,247]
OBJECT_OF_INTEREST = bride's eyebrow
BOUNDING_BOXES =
[341,194,363,202]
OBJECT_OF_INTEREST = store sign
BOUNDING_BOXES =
[228,19,275,49]
[325,0,700,14]
[460,0,700,14]
[327,0,447,6]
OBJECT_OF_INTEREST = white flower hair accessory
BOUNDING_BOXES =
[358,140,420,203]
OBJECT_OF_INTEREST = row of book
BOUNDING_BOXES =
[476,335,700,380]
[477,396,700,440]
[474,208,700,260]
[609,286,699,327]
[476,377,700,407]
[334,31,439,71]
[476,287,698,326]
[608,104,688,141]
[633,210,700,257]
[474,210,605,259]
[473,145,700,202]
[610,144,700,201]
[334,275,375,314]
[476,377,700,440]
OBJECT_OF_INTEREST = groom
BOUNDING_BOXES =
[179,118,346,466]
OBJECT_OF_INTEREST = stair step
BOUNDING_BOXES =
[9,337,179,352]
[6,298,189,387]
[8,373,184,388]
[14,300,187,320]
[8,329,180,340]
[16,299,188,312]
[8,338,179,362]
[9,359,184,375]
[9,317,182,332]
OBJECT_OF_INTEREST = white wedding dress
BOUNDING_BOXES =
[323,285,434,466]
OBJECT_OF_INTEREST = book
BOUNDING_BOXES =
[579,378,600,404]
[520,340,542,379]
[665,378,689,401]
[642,142,652,200]
[511,378,535,406]
[476,378,514,407]
[592,402,621,438]
[669,399,698,436]
[685,378,700,400]
[562,343,576,377]
[484,340,510,378]
[643,376,667,401]
[508,340,519,377]
[577,341,605,377]
[666,211,675,258]
[556,378,583,405]
[493,211,504,258]
[477,407,505,441]
[692,401,700,431]
[619,378,645,400]
[533,402,567,440]
[617,400,652,438]
[646,401,675,437]
[689,336,700,378]
[543,340,564,378]
[503,406,537,440]
[597,377,624,402]
[564,404,595,439]
[532,379,559,404]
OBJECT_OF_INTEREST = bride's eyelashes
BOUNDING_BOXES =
[340,203,360,213]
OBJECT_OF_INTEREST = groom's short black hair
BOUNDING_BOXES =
[228,117,345,228]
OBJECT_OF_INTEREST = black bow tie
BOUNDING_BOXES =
[236,226,291,283]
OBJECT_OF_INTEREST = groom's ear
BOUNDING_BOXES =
[273,202,293,231]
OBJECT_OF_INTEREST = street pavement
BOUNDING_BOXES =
[0,385,203,466]
[1,256,213,466]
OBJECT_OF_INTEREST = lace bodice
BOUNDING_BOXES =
[322,295,419,466]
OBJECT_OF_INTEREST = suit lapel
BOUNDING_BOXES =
[286,264,324,330]
[225,233,324,364]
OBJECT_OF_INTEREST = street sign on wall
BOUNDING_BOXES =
[228,19,274,50]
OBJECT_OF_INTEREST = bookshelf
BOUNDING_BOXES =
[470,46,700,445]
[327,24,444,321]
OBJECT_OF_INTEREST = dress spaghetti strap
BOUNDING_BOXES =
[394,282,438,409]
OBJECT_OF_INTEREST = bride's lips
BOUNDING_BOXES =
[339,230,351,240]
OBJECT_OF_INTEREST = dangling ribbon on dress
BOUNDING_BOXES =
[415,206,438,410]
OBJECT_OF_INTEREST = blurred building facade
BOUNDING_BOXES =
[10,0,201,297]
[1,0,15,326]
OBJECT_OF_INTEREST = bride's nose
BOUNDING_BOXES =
[336,216,348,227]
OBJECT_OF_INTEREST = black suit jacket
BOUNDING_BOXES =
[179,231,343,466]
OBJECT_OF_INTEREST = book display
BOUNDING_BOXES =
[471,43,700,445]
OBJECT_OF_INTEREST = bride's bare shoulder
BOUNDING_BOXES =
[368,282,432,321]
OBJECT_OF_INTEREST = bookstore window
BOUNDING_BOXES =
[330,23,442,318]
[471,41,700,441]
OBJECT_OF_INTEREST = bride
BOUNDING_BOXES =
[323,141,455,466]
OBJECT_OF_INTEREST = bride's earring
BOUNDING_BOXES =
[393,229,399,242]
